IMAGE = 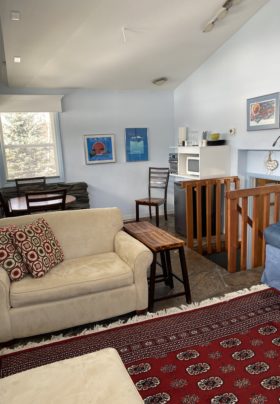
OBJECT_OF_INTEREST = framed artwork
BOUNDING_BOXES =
[84,134,115,164]
[247,92,280,131]
[125,128,148,162]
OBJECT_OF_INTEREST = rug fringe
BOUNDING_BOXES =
[0,284,269,355]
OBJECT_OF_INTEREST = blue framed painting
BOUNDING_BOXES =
[125,128,148,162]
[84,134,116,164]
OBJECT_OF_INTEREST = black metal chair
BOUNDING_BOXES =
[25,189,67,214]
[135,167,170,227]
[15,177,46,196]
[0,192,12,217]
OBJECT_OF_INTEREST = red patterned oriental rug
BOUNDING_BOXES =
[1,287,280,403]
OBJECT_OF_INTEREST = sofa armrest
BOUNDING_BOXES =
[264,221,280,248]
[114,230,153,310]
[0,268,13,342]
[0,268,10,307]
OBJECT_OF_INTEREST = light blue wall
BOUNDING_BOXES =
[60,89,174,218]
[0,87,174,219]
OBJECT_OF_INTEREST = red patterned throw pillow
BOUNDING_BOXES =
[0,227,28,281]
[10,218,64,278]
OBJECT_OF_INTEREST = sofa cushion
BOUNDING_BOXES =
[10,252,134,308]
[10,218,64,278]
[264,221,280,249]
[0,227,28,282]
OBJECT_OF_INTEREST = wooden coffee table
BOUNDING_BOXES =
[124,221,192,310]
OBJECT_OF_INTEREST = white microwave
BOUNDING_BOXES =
[186,155,200,176]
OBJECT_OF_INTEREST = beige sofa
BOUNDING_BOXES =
[0,208,153,342]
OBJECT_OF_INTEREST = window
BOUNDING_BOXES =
[0,112,61,180]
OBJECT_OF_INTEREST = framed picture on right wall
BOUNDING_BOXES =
[247,92,280,131]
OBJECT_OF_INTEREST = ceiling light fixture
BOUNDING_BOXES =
[203,0,242,33]
[13,56,21,63]
[216,7,228,20]
[10,10,20,21]
[203,21,215,33]
[152,77,168,86]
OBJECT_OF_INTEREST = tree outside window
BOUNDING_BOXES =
[0,112,60,180]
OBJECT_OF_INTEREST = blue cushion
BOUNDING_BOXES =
[262,244,280,291]
[264,221,280,249]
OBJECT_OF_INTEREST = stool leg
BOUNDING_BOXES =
[165,250,174,289]
[149,204,152,219]
[160,251,169,286]
[155,205,159,227]
[136,202,140,222]
[178,247,192,304]
[148,253,157,311]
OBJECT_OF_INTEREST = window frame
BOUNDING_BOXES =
[0,112,65,187]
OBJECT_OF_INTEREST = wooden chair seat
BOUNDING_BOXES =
[135,197,165,206]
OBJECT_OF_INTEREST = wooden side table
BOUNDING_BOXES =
[124,221,191,310]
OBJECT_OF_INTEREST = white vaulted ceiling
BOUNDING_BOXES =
[0,0,269,90]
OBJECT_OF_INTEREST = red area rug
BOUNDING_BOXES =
[1,288,280,403]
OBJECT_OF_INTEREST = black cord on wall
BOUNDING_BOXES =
[272,135,280,147]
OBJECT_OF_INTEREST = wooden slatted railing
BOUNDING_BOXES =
[180,176,240,255]
[226,184,280,273]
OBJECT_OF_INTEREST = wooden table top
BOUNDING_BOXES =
[9,194,76,212]
[123,221,185,252]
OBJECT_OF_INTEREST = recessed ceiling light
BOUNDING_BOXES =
[10,11,20,21]
[13,56,21,63]
[152,77,168,86]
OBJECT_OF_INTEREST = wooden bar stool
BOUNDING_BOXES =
[124,221,192,311]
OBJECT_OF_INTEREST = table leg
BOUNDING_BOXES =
[136,202,140,222]
[160,251,169,286]
[178,246,192,304]
[148,253,157,311]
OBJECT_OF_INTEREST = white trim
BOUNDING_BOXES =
[0,284,269,355]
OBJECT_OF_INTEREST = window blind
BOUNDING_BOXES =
[0,95,63,112]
